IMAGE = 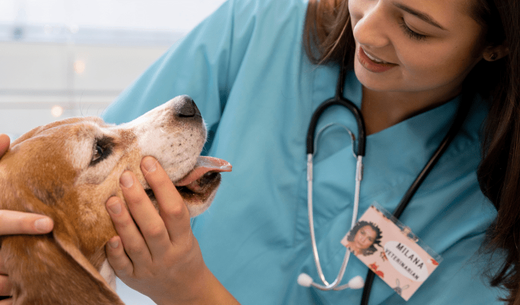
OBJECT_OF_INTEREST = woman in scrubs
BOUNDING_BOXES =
[0,0,519,303]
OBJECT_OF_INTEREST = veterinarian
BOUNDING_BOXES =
[1,0,519,304]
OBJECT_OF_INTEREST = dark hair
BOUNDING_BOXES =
[303,0,520,302]
[346,221,382,256]
[303,0,355,66]
[475,0,520,303]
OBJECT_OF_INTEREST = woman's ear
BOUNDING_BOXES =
[483,44,509,61]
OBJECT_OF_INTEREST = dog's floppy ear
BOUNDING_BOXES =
[1,189,124,305]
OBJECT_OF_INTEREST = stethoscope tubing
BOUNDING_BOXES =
[306,153,363,290]
[306,67,366,157]
[304,65,367,291]
[303,62,473,302]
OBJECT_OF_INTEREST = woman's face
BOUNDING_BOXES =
[354,225,377,250]
[349,0,486,101]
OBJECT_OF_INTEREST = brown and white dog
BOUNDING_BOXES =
[0,95,231,304]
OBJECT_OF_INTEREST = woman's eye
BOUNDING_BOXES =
[399,21,427,41]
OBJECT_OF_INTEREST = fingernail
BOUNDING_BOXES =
[120,172,134,188]
[143,157,157,173]
[108,238,119,249]
[34,218,52,233]
[108,201,122,215]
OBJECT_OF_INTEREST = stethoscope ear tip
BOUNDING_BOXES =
[297,273,314,287]
[297,273,364,290]
[348,275,365,290]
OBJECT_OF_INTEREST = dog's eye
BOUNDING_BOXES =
[92,144,104,163]
[90,137,113,166]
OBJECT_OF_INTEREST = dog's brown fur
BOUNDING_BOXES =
[0,96,230,304]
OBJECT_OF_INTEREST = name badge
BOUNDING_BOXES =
[341,204,442,301]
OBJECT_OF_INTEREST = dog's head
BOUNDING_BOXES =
[0,95,231,303]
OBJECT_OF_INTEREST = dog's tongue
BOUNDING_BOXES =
[175,156,232,187]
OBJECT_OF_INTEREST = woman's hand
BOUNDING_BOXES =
[0,135,53,236]
[0,134,55,305]
[106,156,238,305]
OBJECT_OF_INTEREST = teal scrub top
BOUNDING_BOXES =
[102,0,503,303]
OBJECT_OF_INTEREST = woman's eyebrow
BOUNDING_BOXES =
[393,2,447,31]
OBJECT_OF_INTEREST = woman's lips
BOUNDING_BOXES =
[357,47,397,73]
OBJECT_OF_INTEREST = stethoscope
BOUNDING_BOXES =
[297,62,472,304]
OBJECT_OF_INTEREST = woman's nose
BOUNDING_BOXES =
[352,3,390,48]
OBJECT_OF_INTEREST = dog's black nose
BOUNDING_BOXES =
[177,96,201,118]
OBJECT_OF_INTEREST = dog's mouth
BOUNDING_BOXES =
[145,156,232,207]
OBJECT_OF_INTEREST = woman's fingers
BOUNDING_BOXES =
[105,194,152,265]
[0,255,12,302]
[105,157,210,303]
[106,157,193,263]
[105,236,134,277]
[0,135,53,236]
[0,136,50,305]
[0,254,11,301]
[0,129,51,305]
[118,169,173,259]
[0,211,53,235]
[0,134,10,157]
[0,275,12,297]
[140,157,191,244]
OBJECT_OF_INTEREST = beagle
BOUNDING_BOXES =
[0,96,231,304]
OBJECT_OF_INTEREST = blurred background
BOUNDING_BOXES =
[0,0,225,304]
[0,0,226,140]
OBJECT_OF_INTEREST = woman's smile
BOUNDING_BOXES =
[357,46,397,73]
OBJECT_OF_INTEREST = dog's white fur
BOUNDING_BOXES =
[0,96,229,304]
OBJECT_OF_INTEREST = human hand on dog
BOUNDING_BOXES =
[105,156,238,305]
[0,134,53,235]
[0,134,54,304]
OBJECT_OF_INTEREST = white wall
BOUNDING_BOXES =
[0,41,169,138]
[0,0,226,139]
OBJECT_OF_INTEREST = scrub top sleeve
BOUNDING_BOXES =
[102,0,255,133]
